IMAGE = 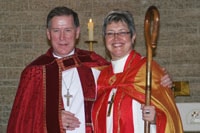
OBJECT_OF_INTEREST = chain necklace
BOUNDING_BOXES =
[63,69,75,106]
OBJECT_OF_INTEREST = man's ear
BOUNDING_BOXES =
[76,26,81,39]
[46,29,51,40]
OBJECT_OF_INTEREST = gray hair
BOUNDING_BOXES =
[46,6,80,29]
[102,9,136,38]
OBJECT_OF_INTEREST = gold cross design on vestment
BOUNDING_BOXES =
[64,89,73,106]
[107,93,115,116]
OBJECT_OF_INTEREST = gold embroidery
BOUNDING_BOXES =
[109,75,116,85]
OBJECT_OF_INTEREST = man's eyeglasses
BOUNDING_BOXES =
[105,32,130,38]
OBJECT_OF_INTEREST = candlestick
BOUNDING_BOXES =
[88,18,94,41]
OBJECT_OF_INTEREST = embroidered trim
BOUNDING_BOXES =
[43,66,47,133]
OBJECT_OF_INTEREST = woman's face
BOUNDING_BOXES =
[105,21,136,60]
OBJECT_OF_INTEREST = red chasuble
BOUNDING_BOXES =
[7,48,109,133]
[92,50,183,133]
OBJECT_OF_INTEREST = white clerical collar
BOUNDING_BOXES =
[53,49,75,59]
[111,54,129,74]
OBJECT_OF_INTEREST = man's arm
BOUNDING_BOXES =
[160,68,172,88]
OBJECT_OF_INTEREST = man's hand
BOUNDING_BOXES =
[61,110,81,130]
[161,68,172,88]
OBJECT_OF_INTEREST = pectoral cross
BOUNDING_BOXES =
[64,89,73,106]
[107,93,115,116]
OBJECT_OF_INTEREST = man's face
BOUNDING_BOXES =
[105,21,136,61]
[47,15,80,57]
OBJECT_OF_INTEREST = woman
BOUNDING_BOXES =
[92,9,183,133]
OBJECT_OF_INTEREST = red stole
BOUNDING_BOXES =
[93,51,143,133]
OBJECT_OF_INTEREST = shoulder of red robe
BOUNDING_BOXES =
[76,48,110,67]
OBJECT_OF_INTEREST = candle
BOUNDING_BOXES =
[88,18,94,41]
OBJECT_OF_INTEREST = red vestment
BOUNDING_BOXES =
[7,48,109,133]
[92,50,183,133]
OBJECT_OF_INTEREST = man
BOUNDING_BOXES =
[7,6,172,133]
[92,10,183,133]
[7,6,109,133]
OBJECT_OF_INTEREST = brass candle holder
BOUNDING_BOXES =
[85,40,97,51]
